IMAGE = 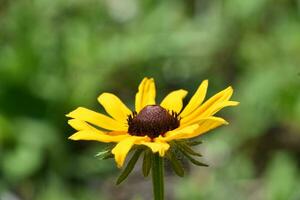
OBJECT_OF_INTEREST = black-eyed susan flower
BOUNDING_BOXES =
[66,77,238,191]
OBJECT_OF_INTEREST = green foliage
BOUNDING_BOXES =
[0,0,300,199]
[142,149,152,177]
[175,140,202,157]
[116,149,143,185]
[95,146,114,160]
[265,152,300,200]
[166,150,185,177]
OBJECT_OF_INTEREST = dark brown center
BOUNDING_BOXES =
[127,105,180,139]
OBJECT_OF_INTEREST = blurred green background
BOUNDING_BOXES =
[1,0,300,199]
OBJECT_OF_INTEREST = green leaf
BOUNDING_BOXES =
[166,151,185,177]
[178,147,208,167]
[142,149,152,177]
[116,149,143,185]
[176,141,202,157]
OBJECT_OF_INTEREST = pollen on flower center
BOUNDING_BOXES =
[127,105,180,139]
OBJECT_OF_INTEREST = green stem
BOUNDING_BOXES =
[152,154,164,200]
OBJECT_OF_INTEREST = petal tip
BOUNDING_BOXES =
[234,101,240,105]
[229,101,240,106]
[65,111,74,118]
[180,89,188,94]
[66,107,83,117]
[97,92,110,100]
[143,77,151,81]
[68,135,77,140]
[67,118,75,123]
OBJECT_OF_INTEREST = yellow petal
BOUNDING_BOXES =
[162,124,200,141]
[181,86,234,126]
[140,140,170,156]
[160,89,188,113]
[135,78,156,112]
[66,107,127,131]
[69,130,129,142]
[108,131,128,136]
[112,136,147,168]
[201,101,240,117]
[180,80,208,117]
[182,117,228,139]
[68,119,96,131]
[164,117,228,141]
[68,119,126,136]
[98,93,132,122]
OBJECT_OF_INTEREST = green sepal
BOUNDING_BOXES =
[166,150,185,177]
[186,139,202,146]
[179,148,208,167]
[175,141,202,157]
[95,148,113,160]
[142,149,152,177]
[116,148,143,185]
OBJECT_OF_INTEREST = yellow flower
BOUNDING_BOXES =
[66,78,239,168]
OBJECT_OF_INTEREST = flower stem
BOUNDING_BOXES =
[152,153,164,200]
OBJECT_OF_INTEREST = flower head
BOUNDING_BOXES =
[66,78,239,168]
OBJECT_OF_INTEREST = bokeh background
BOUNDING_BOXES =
[1,0,300,199]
